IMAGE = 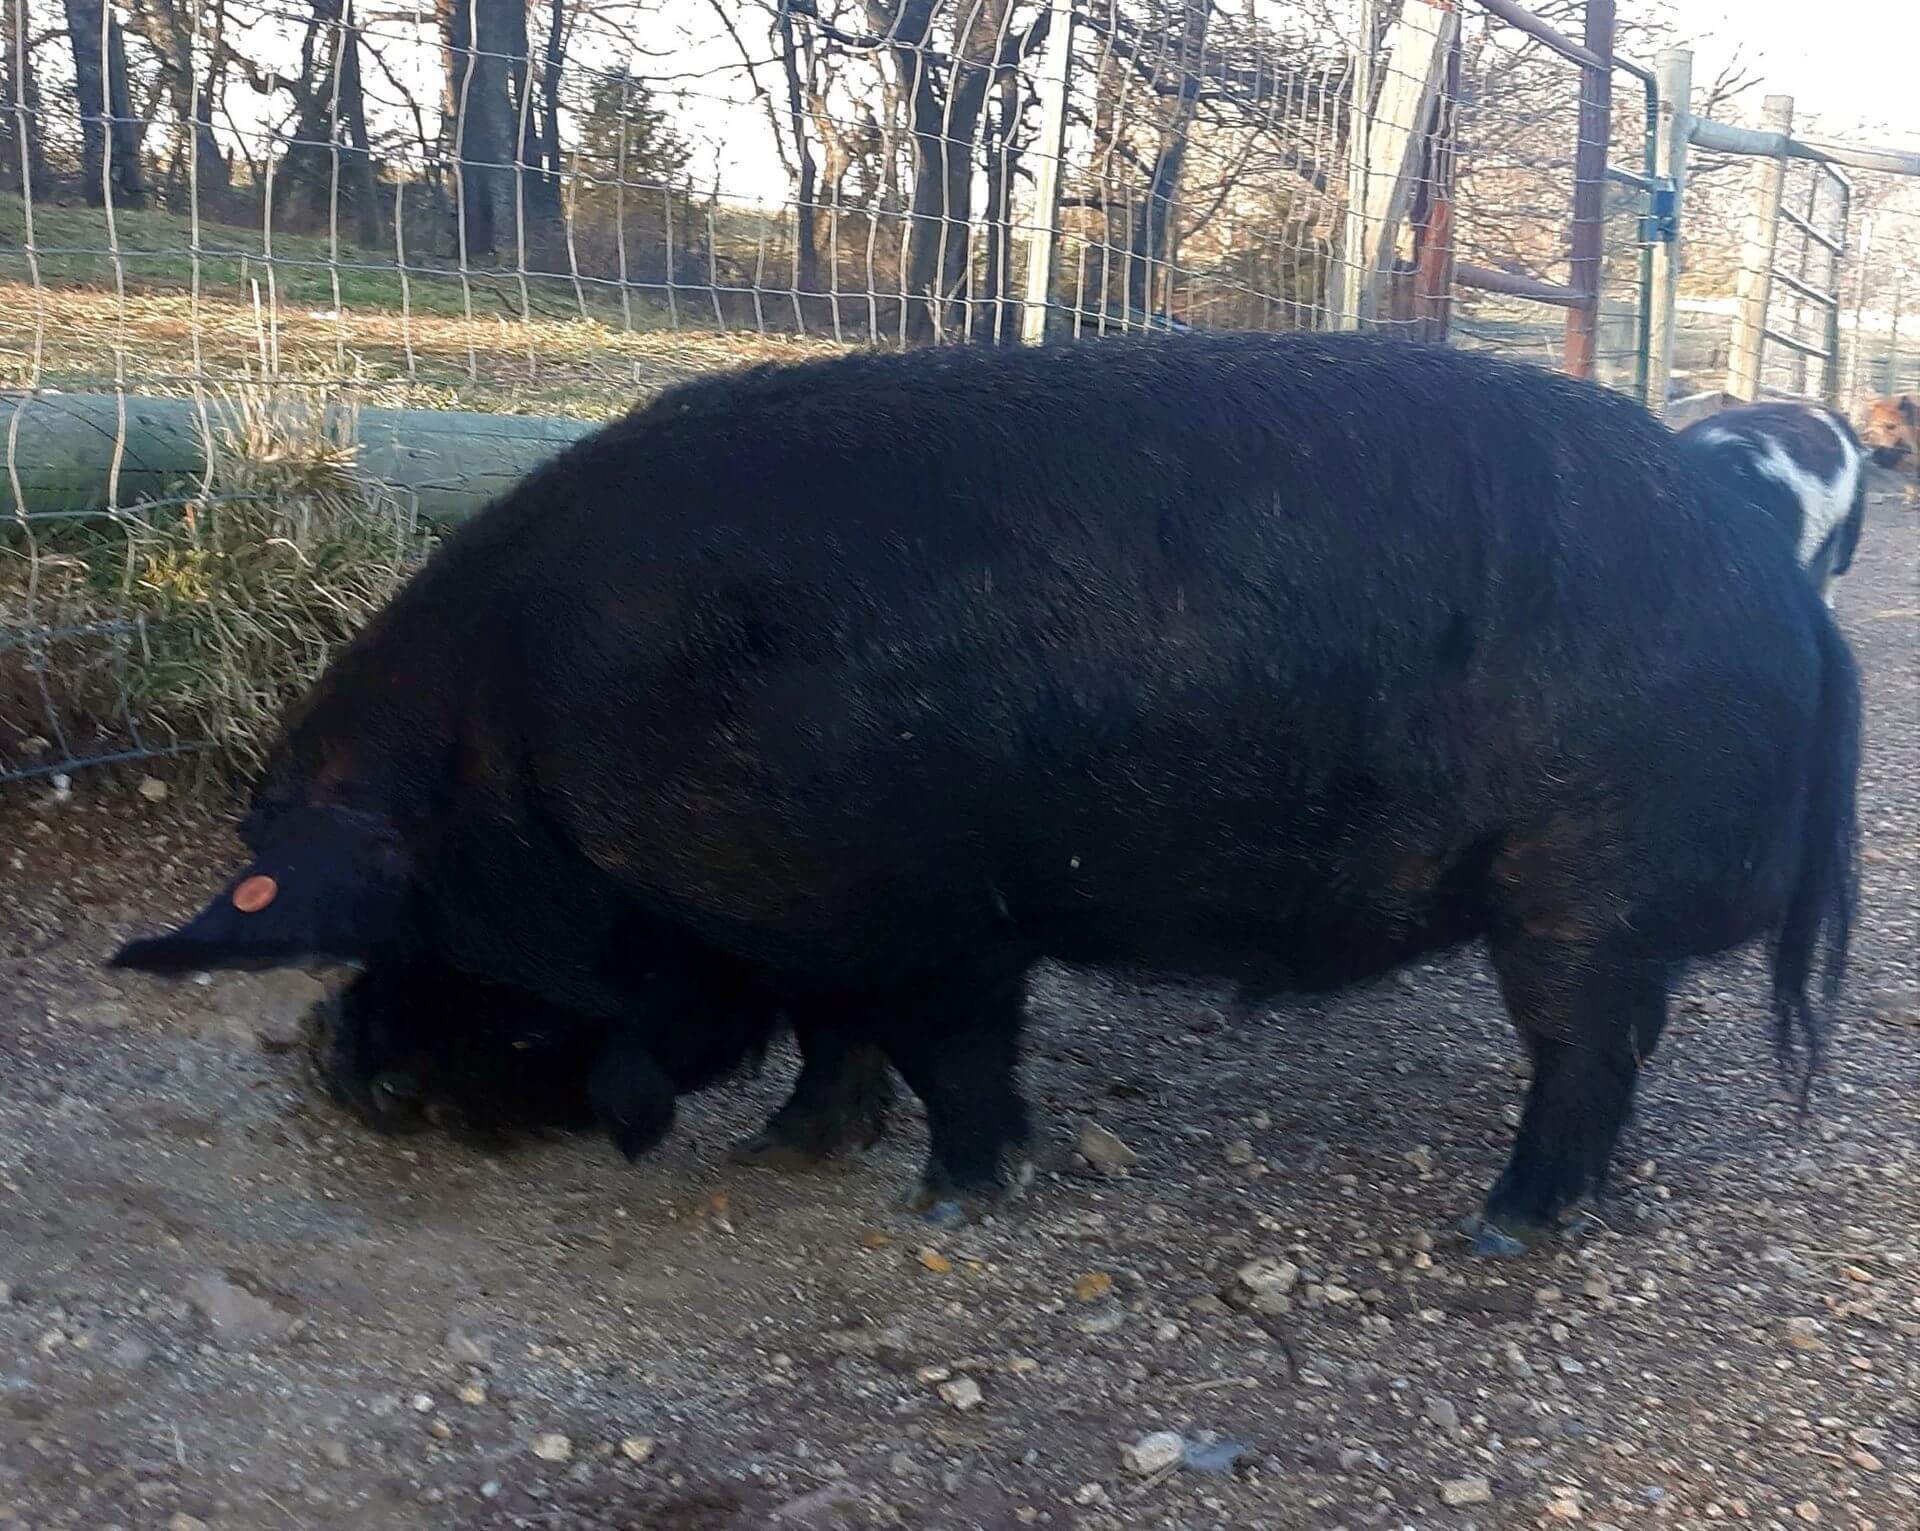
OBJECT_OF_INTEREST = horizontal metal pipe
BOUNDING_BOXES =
[1761,326,1832,360]
[1453,261,1581,308]
[1768,266,1838,308]
[1689,116,1920,177]
[1776,203,1845,255]
[1472,0,1608,74]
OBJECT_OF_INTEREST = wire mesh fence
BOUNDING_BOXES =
[1841,178,1920,409]
[4,0,1666,786]
[1751,155,1850,403]
[1668,100,1920,420]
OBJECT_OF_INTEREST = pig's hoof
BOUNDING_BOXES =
[729,1070,894,1171]
[302,994,427,1134]
[917,1197,973,1229]
[903,1186,998,1228]
[423,1098,506,1149]
[729,1130,835,1172]
[728,1104,886,1170]
[344,1068,429,1135]
[1457,1212,1537,1258]
[1459,1197,1601,1257]
[1561,1206,1606,1241]
[370,1069,421,1117]
[903,1158,1033,1225]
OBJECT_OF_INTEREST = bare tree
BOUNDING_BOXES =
[61,0,147,205]
[2,0,51,194]
[276,0,381,242]
[441,0,523,258]
[773,0,823,293]
[528,0,569,227]
[121,0,231,203]
[1126,0,1206,317]
[883,0,1046,339]
[788,0,1051,339]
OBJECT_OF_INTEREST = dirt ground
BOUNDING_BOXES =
[1,488,1915,1531]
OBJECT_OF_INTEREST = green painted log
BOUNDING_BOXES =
[1,391,599,525]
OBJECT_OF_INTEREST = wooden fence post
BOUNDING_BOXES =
[1337,0,1456,329]
[1562,0,1614,379]
[1841,215,1873,411]
[1725,93,1794,402]
[1335,0,1380,330]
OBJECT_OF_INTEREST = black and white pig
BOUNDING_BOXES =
[1674,401,1870,604]
[111,333,1861,1255]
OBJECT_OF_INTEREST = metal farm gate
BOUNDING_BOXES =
[1669,90,1920,420]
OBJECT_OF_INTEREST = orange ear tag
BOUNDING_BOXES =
[232,874,279,913]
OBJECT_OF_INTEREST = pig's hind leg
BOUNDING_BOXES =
[1467,926,1673,1255]
[868,952,1036,1227]
[729,1007,896,1170]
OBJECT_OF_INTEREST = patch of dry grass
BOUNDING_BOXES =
[112,389,437,778]
[0,279,845,420]
[2,197,847,786]
[1,387,445,783]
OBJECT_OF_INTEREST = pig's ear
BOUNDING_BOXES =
[1901,395,1918,423]
[110,806,412,973]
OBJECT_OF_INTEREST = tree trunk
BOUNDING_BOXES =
[529,0,565,226]
[972,70,1023,342]
[2,0,51,195]
[775,0,820,295]
[335,1,380,244]
[62,0,147,206]
[875,0,1010,342]
[194,0,232,203]
[441,0,518,259]
[281,0,380,243]
[1126,0,1207,321]
[123,0,231,204]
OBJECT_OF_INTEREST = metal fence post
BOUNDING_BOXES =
[1725,93,1794,401]
[1841,215,1872,413]
[1889,273,1906,393]
[1822,177,1850,408]
[1786,165,1820,397]
[1646,47,1692,413]
[1020,0,1077,346]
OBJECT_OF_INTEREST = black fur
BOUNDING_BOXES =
[112,332,1862,1245]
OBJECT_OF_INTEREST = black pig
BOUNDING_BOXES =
[113,333,1860,1252]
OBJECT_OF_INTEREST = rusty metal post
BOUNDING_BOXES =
[1562,0,1615,379]
[1413,26,1462,341]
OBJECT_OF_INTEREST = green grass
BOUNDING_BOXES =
[0,193,844,417]
[0,192,651,322]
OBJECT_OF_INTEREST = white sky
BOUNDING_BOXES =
[1672,0,1920,144]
